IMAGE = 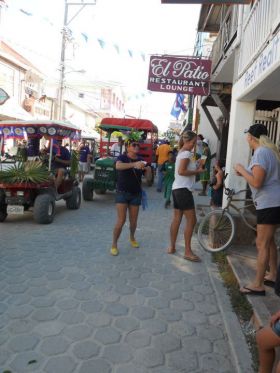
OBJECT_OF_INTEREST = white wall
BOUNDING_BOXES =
[224,83,256,206]
[197,103,221,159]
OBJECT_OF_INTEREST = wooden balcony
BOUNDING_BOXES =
[210,6,239,78]
[238,0,280,77]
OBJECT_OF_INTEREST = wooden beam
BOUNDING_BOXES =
[201,102,221,140]
[212,93,229,120]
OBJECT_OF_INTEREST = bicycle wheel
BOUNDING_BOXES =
[197,210,235,253]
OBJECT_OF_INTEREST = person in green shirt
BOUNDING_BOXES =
[162,151,175,208]
[199,139,211,196]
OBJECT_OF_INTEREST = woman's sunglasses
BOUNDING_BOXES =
[130,143,140,147]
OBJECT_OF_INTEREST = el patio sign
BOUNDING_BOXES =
[161,1,251,4]
[147,55,211,96]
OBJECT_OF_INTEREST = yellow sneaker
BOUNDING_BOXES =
[130,239,139,248]
[110,247,119,256]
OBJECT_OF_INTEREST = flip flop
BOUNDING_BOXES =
[264,279,275,288]
[183,254,201,262]
[167,248,176,254]
[240,286,266,296]
[130,240,139,248]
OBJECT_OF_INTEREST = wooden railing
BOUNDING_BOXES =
[238,0,280,76]
[211,6,239,74]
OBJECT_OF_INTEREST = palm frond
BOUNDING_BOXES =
[0,161,50,184]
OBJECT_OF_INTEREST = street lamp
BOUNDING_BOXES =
[57,0,96,120]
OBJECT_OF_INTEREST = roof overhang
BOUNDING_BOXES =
[197,4,222,32]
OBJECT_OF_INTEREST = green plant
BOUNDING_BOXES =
[0,161,50,184]
[126,129,144,142]
[70,150,79,177]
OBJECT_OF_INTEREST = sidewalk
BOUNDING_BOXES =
[194,182,280,329]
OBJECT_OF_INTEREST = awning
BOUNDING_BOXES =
[0,97,33,121]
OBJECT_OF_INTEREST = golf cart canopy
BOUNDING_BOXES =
[100,118,158,133]
[0,120,81,140]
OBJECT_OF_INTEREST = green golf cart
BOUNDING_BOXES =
[82,117,158,201]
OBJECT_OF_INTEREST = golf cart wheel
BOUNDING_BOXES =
[66,186,81,209]
[95,189,106,195]
[33,194,55,224]
[0,205,7,222]
[82,178,93,201]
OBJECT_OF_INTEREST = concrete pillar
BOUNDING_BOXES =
[223,85,256,206]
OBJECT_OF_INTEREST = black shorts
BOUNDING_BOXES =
[172,188,195,211]
[256,206,280,225]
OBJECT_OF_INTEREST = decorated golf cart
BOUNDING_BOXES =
[0,120,81,224]
[82,117,158,201]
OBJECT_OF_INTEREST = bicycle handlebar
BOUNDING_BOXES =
[224,187,250,197]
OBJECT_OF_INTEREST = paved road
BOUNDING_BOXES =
[0,182,251,373]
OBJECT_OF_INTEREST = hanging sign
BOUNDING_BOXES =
[147,55,211,96]
[161,1,251,4]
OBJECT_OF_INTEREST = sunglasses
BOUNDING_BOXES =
[130,143,140,147]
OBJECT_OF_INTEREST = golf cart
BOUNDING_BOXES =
[0,120,81,224]
[82,117,158,201]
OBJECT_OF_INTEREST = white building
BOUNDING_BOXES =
[197,1,280,197]
[226,1,280,193]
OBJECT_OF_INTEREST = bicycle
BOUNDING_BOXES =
[197,187,257,253]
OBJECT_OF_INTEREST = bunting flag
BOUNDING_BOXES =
[97,39,106,49]
[81,33,88,42]
[113,44,120,54]
[20,8,32,16]
[171,94,186,119]
[8,5,148,62]
[140,52,146,61]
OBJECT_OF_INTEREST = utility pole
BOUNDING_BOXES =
[57,0,96,121]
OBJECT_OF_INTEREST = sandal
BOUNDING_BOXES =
[240,286,265,296]
[183,254,201,262]
[130,239,139,248]
[264,279,275,288]
[110,247,119,256]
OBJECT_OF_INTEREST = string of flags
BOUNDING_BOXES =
[6,4,147,62]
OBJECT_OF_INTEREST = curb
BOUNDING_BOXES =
[205,253,254,373]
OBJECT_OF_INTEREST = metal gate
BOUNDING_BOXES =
[254,109,280,145]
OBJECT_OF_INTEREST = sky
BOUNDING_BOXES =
[1,0,201,131]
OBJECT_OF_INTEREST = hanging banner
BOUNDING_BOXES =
[161,1,251,4]
[147,55,211,96]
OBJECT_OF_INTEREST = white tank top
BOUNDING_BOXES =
[172,150,196,191]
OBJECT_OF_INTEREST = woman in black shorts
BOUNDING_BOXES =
[234,123,280,296]
[167,131,204,262]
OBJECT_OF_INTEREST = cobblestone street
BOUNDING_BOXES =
[0,183,252,373]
